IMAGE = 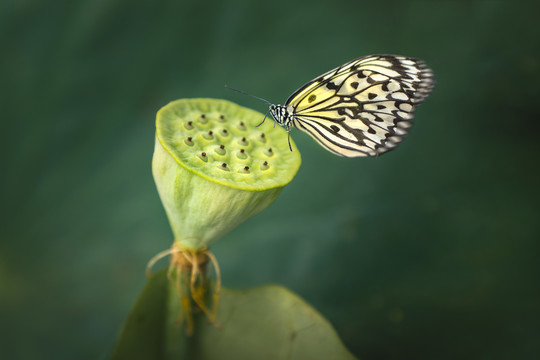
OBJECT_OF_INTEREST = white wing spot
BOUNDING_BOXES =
[399,103,413,111]
[371,74,389,82]
[396,111,412,119]
[387,81,401,91]
[396,120,412,129]
[391,92,409,101]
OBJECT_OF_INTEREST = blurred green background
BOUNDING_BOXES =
[1,0,539,359]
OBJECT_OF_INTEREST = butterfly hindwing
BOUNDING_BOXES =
[286,55,434,157]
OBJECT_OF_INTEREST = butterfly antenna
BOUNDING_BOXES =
[224,85,272,106]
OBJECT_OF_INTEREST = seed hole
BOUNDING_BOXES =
[214,145,226,155]
[236,149,247,159]
[219,163,229,171]
[198,152,208,162]
[203,131,214,140]
[238,137,248,146]
[239,165,250,174]
[264,147,274,157]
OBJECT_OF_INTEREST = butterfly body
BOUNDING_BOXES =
[266,54,434,157]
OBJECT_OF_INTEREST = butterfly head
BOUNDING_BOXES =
[269,104,293,130]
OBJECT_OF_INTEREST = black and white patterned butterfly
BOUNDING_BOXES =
[228,54,434,157]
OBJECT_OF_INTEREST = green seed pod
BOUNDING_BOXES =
[152,98,301,251]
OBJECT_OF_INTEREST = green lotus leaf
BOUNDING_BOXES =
[110,271,356,360]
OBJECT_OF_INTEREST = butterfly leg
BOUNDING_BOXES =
[287,130,292,152]
[256,108,271,127]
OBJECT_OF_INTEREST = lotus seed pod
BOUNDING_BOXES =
[152,98,301,251]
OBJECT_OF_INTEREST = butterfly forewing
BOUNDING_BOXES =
[285,55,434,157]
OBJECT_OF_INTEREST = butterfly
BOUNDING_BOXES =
[227,54,434,157]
